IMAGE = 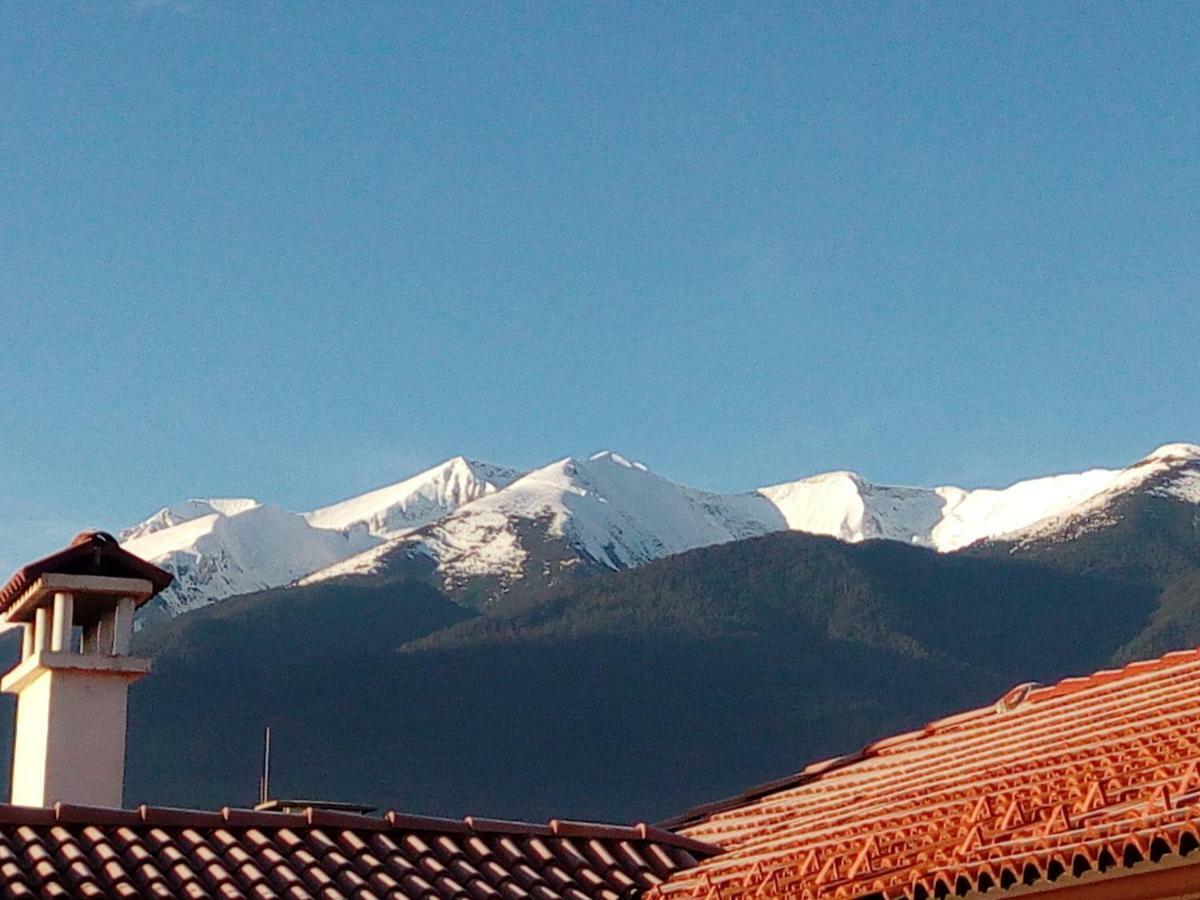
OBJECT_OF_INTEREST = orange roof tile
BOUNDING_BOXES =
[652,648,1200,900]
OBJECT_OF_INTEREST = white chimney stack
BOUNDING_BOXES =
[0,532,172,808]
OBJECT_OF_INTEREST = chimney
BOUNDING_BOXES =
[0,531,172,808]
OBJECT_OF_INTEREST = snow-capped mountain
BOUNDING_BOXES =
[122,457,520,619]
[122,503,380,621]
[305,443,1200,598]
[758,443,1200,552]
[306,451,787,590]
[995,442,1200,547]
[757,473,945,545]
[119,442,1200,618]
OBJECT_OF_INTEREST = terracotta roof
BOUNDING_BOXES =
[0,801,717,898]
[0,531,173,613]
[651,648,1200,900]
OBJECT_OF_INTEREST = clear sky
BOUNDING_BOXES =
[1,2,1197,572]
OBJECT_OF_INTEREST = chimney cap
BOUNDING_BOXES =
[69,530,119,547]
[0,531,173,615]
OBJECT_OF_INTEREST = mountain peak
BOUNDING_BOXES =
[1141,443,1200,464]
[446,454,496,473]
[587,450,649,471]
[304,456,521,536]
[120,441,1200,620]
[118,498,260,542]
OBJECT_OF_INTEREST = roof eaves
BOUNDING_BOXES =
[658,749,876,831]
[951,844,1200,900]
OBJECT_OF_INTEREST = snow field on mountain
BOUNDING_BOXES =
[118,498,260,542]
[120,442,1200,616]
[757,473,945,545]
[305,457,520,535]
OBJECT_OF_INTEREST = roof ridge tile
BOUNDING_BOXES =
[137,805,226,828]
[636,825,725,858]
[303,807,388,832]
[463,816,552,836]
[0,805,55,826]
[220,806,308,829]
[386,811,471,834]
[54,803,141,827]
[550,820,639,841]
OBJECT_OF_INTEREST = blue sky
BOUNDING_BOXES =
[1,2,1197,572]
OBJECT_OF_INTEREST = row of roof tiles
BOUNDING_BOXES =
[0,802,719,899]
[652,648,1200,900]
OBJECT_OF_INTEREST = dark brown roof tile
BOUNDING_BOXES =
[0,802,709,898]
[139,805,225,829]
[222,807,308,829]
[467,817,553,836]
[303,807,386,832]
[0,807,54,827]
[551,821,640,842]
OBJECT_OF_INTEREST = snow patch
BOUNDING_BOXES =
[1151,470,1200,504]
[929,467,1139,550]
[305,456,520,536]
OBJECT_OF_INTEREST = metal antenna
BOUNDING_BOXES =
[259,726,272,806]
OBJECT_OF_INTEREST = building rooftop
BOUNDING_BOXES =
[650,647,1200,900]
[0,802,719,899]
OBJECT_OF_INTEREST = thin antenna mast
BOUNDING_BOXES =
[259,726,272,806]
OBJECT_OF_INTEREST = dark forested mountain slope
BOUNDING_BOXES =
[969,480,1200,660]
[97,518,1194,823]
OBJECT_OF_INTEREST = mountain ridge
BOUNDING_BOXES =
[116,442,1200,617]
[43,440,1196,819]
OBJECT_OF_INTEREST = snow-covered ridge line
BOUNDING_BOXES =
[302,442,1200,593]
[304,457,521,535]
[122,456,521,619]
[122,442,1200,618]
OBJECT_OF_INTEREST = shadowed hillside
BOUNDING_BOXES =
[110,527,1178,822]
